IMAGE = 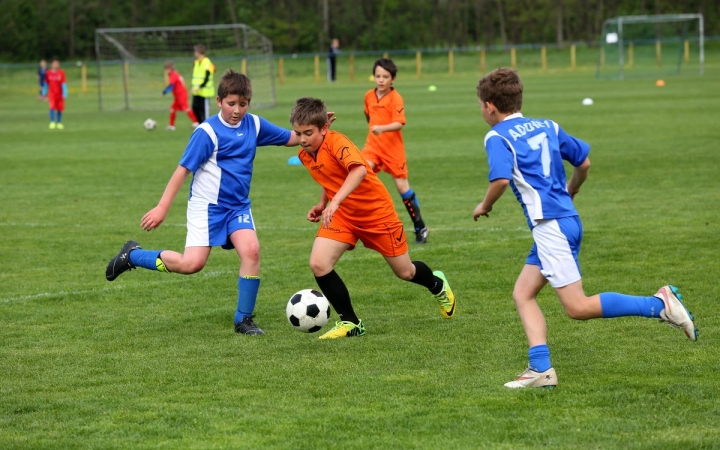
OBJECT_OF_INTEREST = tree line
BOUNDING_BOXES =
[1,0,717,62]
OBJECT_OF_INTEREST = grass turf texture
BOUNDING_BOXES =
[1,61,719,449]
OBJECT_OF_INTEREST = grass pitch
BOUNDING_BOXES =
[1,61,719,449]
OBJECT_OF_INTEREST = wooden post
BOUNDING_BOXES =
[656,40,662,67]
[241,58,247,75]
[383,52,388,59]
[314,54,320,82]
[448,50,454,76]
[278,57,284,85]
[349,53,355,81]
[628,42,634,68]
[480,48,485,73]
[416,51,422,79]
[510,47,516,68]
[122,61,130,110]
[541,46,547,72]
[600,47,605,69]
[81,63,87,94]
[684,39,690,63]
[570,44,576,71]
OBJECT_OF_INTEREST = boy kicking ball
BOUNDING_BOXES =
[289,97,455,339]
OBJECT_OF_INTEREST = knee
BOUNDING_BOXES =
[563,303,592,320]
[178,260,206,274]
[239,244,260,264]
[308,257,331,277]
[394,266,415,281]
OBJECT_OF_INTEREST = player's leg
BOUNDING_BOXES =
[168,105,177,130]
[394,177,428,244]
[184,106,199,127]
[384,252,455,319]
[105,240,210,281]
[48,98,56,128]
[192,95,205,124]
[228,227,265,335]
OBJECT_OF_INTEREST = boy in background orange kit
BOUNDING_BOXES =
[289,97,455,339]
[362,58,429,244]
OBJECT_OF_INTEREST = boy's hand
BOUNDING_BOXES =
[327,112,336,127]
[141,207,168,231]
[191,87,199,94]
[321,202,340,228]
[307,204,324,223]
[371,125,383,135]
[472,203,492,221]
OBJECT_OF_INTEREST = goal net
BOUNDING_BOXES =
[95,24,275,111]
[596,14,704,79]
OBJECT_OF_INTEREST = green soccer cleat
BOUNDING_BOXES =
[56,123,64,130]
[318,320,366,339]
[49,122,56,129]
[432,271,456,319]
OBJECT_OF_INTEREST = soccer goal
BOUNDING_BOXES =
[596,14,704,79]
[95,24,276,111]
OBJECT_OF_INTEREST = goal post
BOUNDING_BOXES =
[596,14,704,79]
[95,24,276,111]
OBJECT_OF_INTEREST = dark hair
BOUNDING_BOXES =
[217,69,252,100]
[373,58,397,77]
[194,44,206,55]
[476,67,523,114]
[289,97,328,129]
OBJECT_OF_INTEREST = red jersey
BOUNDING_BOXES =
[168,70,189,103]
[45,69,66,99]
[298,130,398,225]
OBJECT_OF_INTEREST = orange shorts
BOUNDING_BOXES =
[362,146,408,179]
[316,213,408,257]
[48,96,64,113]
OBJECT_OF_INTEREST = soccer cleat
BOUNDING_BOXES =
[655,285,699,341]
[166,125,176,131]
[191,122,200,129]
[432,271,456,319]
[415,226,429,244]
[49,122,56,129]
[318,320,366,339]
[234,315,265,335]
[56,123,64,130]
[105,240,141,281]
[504,367,558,389]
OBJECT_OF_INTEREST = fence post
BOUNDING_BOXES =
[349,53,355,81]
[122,61,130,110]
[628,42,634,68]
[383,52,388,59]
[480,48,485,73]
[510,47,516,68]
[448,50,454,76]
[241,58,247,74]
[656,40,662,67]
[81,63,87,94]
[570,44,576,71]
[684,39,690,63]
[416,51,422,79]
[600,47,605,69]
[541,46,547,72]
[278,57,284,85]
[314,54,319,82]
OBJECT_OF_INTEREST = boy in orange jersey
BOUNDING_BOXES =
[162,61,199,131]
[289,97,456,339]
[362,58,428,244]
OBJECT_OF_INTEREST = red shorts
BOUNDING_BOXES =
[171,97,189,111]
[361,146,408,179]
[316,213,408,257]
[49,96,65,113]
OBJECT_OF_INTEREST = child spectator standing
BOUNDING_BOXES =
[106,70,301,335]
[38,59,47,100]
[163,61,199,131]
[191,44,215,124]
[472,68,698,389]
[289,97,455,339]
[43,57,66,129]
[362,58,428,244]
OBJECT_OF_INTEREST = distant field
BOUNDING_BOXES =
[1,52,719,448]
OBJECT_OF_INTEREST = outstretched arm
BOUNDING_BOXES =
[473,178,510,221]
[567,157,590,200]
[141,165,192,231]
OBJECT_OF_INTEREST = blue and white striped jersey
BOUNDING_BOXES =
[179,112,291,210]
[483,113,590,229]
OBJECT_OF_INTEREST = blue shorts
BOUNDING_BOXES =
[526,216,583,288]
[186,200,256,250]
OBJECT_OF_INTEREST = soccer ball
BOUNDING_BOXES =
[143,118,157,130]
[286,289,331,333]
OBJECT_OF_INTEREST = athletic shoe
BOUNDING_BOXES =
[504,367,558,389]
[415,226,429,244]
[655,285,699,341]
[56,123,64,130]
[318,320,366,339]
[166,125,176,131]
[191,122,200,129]
[432,271,456,319]
[105,240,141,281]
[49,122,56,129]
[234,315,265,335]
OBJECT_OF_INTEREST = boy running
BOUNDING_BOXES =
[162,61,199,131]
[290,97,455,339]
[473,68,698,388]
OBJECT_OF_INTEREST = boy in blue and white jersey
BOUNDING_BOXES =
[106,69,301,335]
[472,68,698,389]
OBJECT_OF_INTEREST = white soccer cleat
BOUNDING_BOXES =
[504,367,558,389]
[166,125,176,131]
[655,285,698,341]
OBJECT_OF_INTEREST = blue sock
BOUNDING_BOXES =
[401,188,418,206]
[235,276,260,324]
[599,292,664,318]
[528,344,551,372]
[129,249,163,270]
[49,110,55,122]
[56,112,62,123]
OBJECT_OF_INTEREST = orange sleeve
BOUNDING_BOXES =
[391,91,406,125]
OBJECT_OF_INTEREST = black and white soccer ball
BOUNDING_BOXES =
[143,118,157,130]
[286,289,331,333]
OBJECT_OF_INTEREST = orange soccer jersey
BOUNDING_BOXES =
[362,88,408,178]
[298,130,408,256]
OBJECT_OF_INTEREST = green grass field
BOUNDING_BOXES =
[1,59,719,449]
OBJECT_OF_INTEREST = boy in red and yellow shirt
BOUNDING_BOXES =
[290,97,456,339]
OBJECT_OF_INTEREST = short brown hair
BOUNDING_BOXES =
[476,68,523,114]
[164,60,174,70]
[194,44,206,55]
[289,97,328,129]
[217,69,252,100]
